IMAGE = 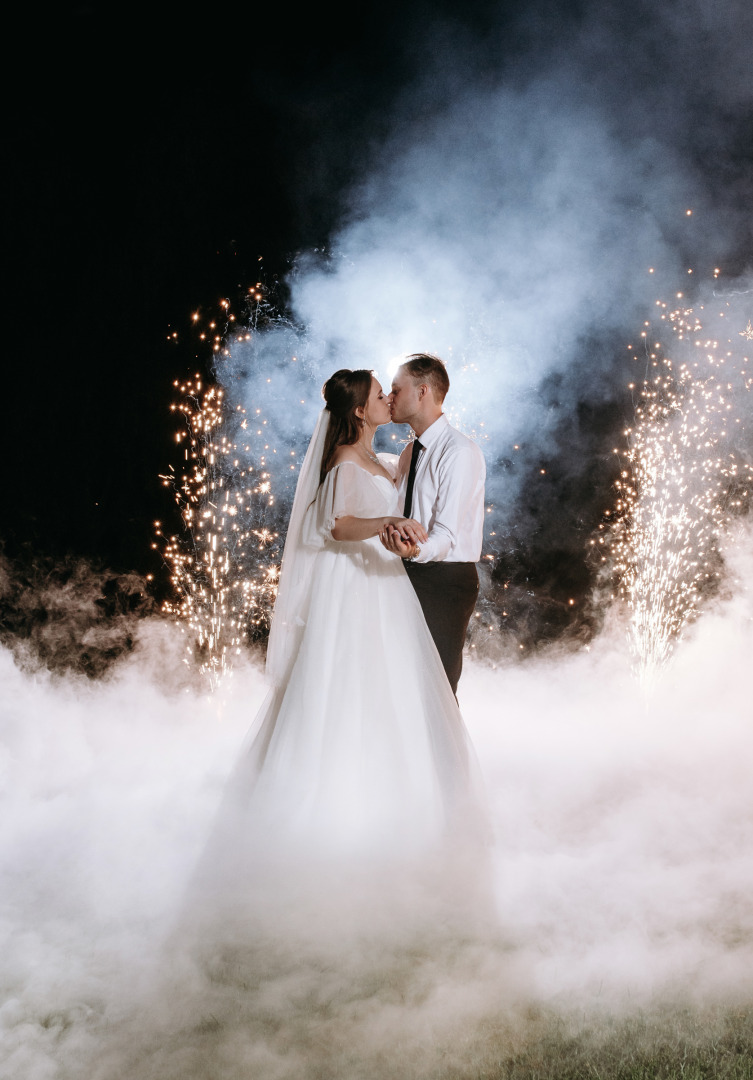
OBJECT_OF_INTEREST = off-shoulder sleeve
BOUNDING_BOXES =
[302,463,377,544]
[376,452,400,480]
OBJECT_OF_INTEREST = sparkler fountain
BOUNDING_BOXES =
[605,280,753,690]
[155,294,302,686]
[156,373,282,688]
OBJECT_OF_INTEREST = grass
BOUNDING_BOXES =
[462,1005,753,1080]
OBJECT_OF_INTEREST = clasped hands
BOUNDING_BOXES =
[379,517,427,559]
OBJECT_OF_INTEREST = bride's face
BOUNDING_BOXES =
[363,377,392,428]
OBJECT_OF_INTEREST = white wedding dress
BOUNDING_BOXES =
[230,457,480,858]
[188,426,487,937]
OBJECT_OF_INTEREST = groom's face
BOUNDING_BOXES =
[389,367,421,425]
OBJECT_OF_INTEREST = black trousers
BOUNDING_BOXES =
[403,561,479,696]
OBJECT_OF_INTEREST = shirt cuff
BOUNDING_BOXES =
[412,533,450,563]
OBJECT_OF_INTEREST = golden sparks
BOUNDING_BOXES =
[157,375,282,688]
[605,294,753,689]
[157,286,284,688]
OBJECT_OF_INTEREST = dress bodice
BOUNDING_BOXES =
[305,461,399,547]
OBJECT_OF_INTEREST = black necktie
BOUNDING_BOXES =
[403,439,423,519]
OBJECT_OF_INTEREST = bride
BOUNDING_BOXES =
[193,369,485,927]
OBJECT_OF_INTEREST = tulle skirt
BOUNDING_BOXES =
[188,538,489,938]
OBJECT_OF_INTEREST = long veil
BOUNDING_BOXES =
[265,408,330,686]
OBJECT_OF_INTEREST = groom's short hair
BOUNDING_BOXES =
[403,353,450,403]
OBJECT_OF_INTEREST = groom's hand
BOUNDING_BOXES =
[380,524,420,559]
[392,518,428,544]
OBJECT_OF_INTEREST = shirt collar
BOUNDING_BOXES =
[415,413,448,450]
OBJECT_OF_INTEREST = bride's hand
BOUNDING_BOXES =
[379,524,420,559]
[391,517,428,544]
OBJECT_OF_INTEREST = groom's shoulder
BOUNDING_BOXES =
[443,420,485,460]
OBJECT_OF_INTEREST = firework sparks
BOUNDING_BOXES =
[157,292,290,687]
[605,286,753,689]
[158,274,749,687]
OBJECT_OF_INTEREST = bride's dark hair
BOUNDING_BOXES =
[320,368,372,483]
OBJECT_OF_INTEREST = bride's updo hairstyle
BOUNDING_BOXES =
[320,368,372,483]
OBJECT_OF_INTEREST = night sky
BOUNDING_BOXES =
[6,0,752,626]
[7,2,438,574]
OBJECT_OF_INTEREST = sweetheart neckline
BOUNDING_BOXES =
[328,460,396,487]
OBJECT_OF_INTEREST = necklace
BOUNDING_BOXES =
[360,443,379,464]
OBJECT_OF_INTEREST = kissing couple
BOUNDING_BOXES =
[195,352,488,907]
[249,351,488,858]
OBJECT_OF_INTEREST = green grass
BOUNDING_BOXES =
[460,1005,753,1080]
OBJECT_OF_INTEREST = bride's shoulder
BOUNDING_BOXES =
[329,446,362,469]
[322,448,364,484]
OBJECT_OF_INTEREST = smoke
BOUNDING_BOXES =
[1,528,753,1076]
[214,0,752,644]
[0,551,155,677]
[3,0,753,1074]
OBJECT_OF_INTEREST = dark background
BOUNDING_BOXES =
[7,1,474,579]
[5,0,752,651]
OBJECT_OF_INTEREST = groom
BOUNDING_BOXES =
[381,353,486,695]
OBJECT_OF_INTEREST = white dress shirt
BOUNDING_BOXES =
[397,414,486,563]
